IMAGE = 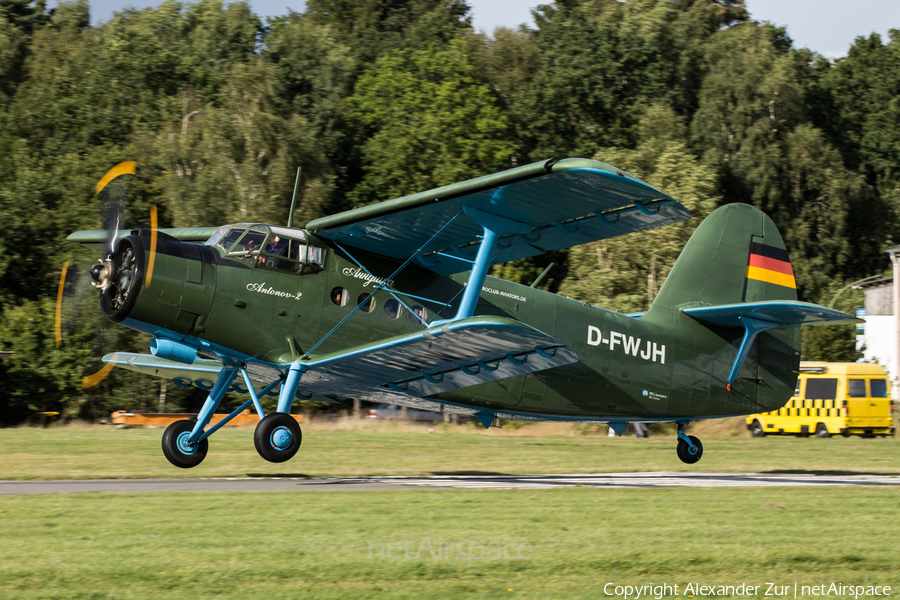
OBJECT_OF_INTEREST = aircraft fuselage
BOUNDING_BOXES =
[117,228,798,422]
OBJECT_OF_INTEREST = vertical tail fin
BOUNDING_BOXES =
[645,203,803,412]
[648,203,797,313]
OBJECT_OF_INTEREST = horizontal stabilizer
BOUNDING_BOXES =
[683,301,860,388]
[683,301,861,328]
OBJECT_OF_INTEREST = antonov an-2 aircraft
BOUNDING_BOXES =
[68,158,858,468]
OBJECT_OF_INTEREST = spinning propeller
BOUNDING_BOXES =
[55,162,158,389]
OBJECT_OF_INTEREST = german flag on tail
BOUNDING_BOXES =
[746,242,796,289]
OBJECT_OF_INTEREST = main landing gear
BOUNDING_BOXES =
[675,423,703,464]
[161,363,306,468]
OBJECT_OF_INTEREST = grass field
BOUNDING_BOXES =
[1,423,899,598]
[0,486,898,599]
[0,420,898,480]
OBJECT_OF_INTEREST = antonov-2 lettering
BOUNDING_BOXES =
[586,326,665,364]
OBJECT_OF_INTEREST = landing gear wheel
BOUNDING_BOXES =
[815,423,831,438]
[254,413,302,463]
[749,420,766,437]
[161,419,208,468]
[676,435,703,464]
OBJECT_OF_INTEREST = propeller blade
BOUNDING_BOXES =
[147,204,158,286]
[96,161,136,256]
[55,261,68,349]
[81,353,119,389]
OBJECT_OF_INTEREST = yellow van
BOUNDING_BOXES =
[746,362,894,438]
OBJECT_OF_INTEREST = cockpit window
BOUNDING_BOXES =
[257,232,325,274]
[230,230,267,254]
[212,228,247,253]
[206,225,325,273]
[206,227,230,248]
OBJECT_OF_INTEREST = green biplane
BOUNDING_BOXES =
[68,158,858,467]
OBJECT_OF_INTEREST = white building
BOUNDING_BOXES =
[857,245,900,399]
[858,278,894,382]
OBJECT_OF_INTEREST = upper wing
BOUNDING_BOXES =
[105,316,578,403]
[67,227,220,252]
[306,158,691,275]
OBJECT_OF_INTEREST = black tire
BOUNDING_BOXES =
[815,423,831,438]
[161,419,208,468]
[254,413,302,463]
[676,435,703,464]
[749,420,766,437]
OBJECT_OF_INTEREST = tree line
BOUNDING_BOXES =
[1,0,897,423]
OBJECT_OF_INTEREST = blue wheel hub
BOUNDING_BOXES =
[176,432,198,455]
[270,426,292,451]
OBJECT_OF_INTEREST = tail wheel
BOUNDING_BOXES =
[254,413,302,463]
[676,435,703,464]
[749,420,766,437]
[815,423,831,438]
[161,419,208,468]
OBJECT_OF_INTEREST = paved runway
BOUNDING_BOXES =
[1,471,899,495]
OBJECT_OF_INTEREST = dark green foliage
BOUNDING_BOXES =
[1,0,898,423]
[0,0,49,34]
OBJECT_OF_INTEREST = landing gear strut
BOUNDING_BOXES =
[676,423,703,464]
[252,362,304,463]
[158,363,305,468]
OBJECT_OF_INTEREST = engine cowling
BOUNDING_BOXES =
[95,230,216,335]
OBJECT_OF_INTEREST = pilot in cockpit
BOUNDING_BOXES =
[264,235,282,255]
[261,235,286,268]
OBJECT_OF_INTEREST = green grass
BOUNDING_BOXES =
[0,424,898,480]
[0,487,898,599]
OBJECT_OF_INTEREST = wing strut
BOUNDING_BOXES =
[302,213,463,359]
[438,205,531,324]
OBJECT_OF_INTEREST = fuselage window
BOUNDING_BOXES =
[384,299,402,319]
[408,305,427,325]
[331,287,348,307]
[357,294,376,313]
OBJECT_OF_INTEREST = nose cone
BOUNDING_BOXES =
[90,263,104,283]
